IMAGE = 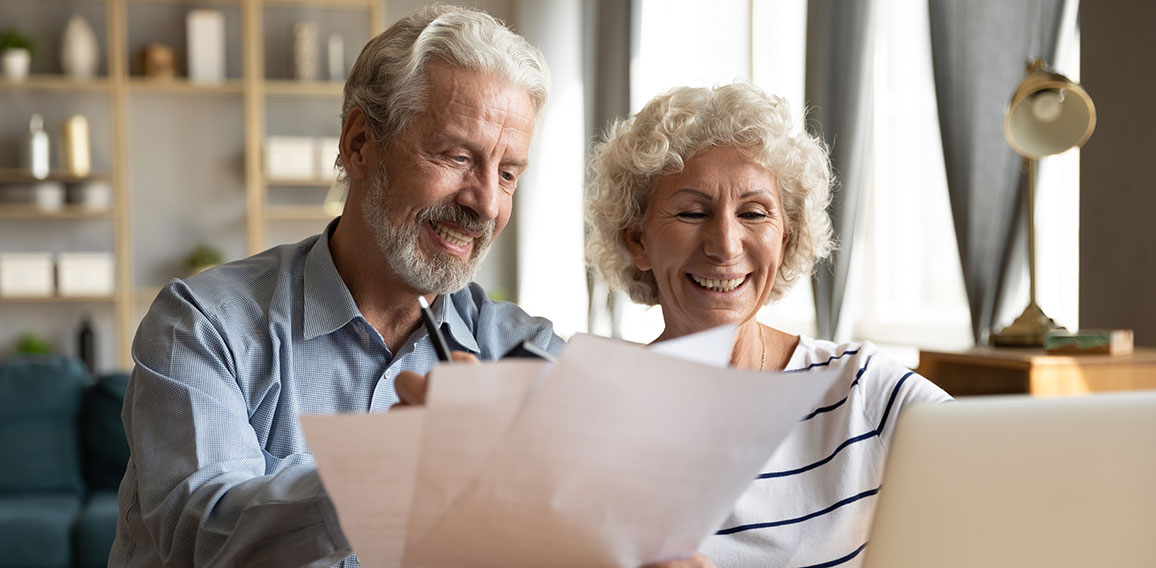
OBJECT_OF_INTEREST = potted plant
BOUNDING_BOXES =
[0,27,36,82]
[14,332,53,356]
[186,243,224,275]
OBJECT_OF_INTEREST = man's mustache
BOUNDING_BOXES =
[417,201,494,238]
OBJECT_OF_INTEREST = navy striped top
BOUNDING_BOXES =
[699,336,951,568]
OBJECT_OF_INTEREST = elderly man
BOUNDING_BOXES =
[109,6,562,567]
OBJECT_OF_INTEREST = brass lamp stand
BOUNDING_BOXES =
[990,59,1096,347]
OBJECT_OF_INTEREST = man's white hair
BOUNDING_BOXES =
[335,4,550,183]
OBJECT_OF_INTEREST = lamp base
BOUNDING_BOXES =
[990,302,1065,347]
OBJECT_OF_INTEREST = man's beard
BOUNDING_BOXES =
[361,163,495,294]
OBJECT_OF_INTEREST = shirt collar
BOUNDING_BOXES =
[303,218,363,340]
[432,290,481,355]
[304,217,483,355]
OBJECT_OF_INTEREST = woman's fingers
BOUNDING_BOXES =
[641,553,716,568]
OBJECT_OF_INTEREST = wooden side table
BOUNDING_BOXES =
[915,347,1156,397]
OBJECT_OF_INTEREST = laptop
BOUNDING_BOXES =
[861,390,1156,568]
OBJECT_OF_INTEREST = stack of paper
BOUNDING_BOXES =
[301,328,838,568]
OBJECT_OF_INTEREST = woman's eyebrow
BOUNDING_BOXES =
[740,189,773,199]
[672,188,713,199]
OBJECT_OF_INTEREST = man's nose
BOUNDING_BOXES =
[703,216,742,261]
[456,165,502,221]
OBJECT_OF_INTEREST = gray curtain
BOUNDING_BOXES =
[806,0,876,340]
[928,0,1064,344]
[583,0,634,338]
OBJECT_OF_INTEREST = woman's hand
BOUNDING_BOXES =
[641,553,717,568]
[394,351,478,406]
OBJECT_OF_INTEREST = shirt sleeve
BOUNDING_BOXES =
[858,343,953,450]
[121,282,351,567]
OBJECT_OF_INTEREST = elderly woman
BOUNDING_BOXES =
[587,83,951,568]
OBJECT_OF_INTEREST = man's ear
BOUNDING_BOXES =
[623,226,652,271]
[339,106,373,181]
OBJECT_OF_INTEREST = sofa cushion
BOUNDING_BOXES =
[0,494,82,568]
[74,490,120,568]
[0,356,88,495]
[82,372,131,491]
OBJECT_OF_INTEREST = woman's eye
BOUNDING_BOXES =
[676,212,707,220]
[740,211,768,220]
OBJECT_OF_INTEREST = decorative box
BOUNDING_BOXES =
[57,252,115,297]
[1045,329,1134,355]
[315,137,340,180]
[187,9,226,83]
[0,253,54,298]
[265,136,317,180]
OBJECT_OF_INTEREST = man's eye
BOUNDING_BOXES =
[500,171,516,182]
[451,155,469,164]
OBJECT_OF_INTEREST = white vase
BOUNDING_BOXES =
[1,48,31,81]
[61,14,100,79]
[293,22,320,81]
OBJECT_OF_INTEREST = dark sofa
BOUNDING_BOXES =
[0,356,130,568]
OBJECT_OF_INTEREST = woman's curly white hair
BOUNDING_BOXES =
[585,82,835,305]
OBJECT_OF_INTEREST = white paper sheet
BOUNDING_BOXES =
[405,334,838,568]
[300,409,425,568]
[304,331,838,568]
[405,360,550,549]
[649,324,737,367]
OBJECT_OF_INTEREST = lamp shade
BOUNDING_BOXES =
[1004,62,1096,159]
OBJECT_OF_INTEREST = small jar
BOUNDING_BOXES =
[60,115,92,178]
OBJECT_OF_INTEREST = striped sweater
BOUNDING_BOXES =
[699,336,951,568]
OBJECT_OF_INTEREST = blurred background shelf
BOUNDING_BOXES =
[264,79,344,96]
[265,205,337,221]
[0,75,113,92]
[0,205,114,219]
[0,0,383,370]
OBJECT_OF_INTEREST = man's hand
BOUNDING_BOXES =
[641,554,716,568]
[394,351,478,406]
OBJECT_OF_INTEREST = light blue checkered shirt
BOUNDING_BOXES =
[109,220,563,568]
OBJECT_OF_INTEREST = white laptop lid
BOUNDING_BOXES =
[862,391,1156,568]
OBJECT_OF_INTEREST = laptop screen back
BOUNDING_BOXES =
[862,391,1156,568]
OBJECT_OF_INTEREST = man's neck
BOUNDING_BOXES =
[329,216,431,353]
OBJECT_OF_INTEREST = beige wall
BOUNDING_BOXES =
[1080,2,1156,347]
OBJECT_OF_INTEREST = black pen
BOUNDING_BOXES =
[417,296,452,362]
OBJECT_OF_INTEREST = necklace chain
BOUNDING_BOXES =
[759,323,767,372]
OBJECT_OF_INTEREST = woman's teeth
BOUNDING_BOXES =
[691,274,746,292]
[431,221,471,247]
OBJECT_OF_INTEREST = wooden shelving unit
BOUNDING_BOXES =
[0,0,384,369]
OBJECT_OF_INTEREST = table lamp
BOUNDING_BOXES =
[991,59,1096,347]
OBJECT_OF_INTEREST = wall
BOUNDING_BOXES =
[1080,2,1156,347]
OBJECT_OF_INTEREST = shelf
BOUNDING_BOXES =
[128,78,244,94]
[0,295,116,304]
[262,0,375,8]
[0,169,111,184]
[266,205,338,221]
[0,205,113,219]
[265,177,337,187]
[127,0,240,4]
[0,75,113,92]
[264,80,344,97]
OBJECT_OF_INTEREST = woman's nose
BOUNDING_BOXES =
[703,216,742,261]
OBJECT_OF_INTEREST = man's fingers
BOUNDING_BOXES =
[450,351,479,364]
[395,351,478,406]
[394,370,428,406]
